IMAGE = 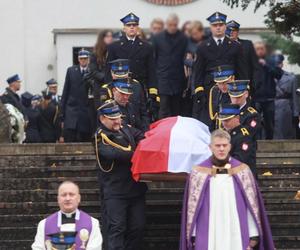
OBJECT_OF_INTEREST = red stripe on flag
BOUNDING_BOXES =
[131,116,178,181]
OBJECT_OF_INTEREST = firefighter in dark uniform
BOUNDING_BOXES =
[94,100,147,250]
[192,12,247,126]
[219,104,256,174]
[95,59,149,131]
[105,12,159,121]
[228,80,261,137]
[226,20,261,98]
[209,65,234,130]
[1,74,27,120]
[101,80,149,132]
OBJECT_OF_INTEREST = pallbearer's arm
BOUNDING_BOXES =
[31,219,46,250]
[86,218,103,250]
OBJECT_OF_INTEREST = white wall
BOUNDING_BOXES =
[0,0,277,95]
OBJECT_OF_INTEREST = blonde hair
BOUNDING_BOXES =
[210,129,231,143]
[191,20,204,32]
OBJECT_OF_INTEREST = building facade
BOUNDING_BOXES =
[0,0,296,94]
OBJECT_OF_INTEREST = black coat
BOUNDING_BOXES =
[230,125,256,174]
[193,36,247,93]
[238,38,261,93]
[61,65,91,133]
[38,101,60,143]
[0,88,27,120]
[254,61,283,101]
[95,123,147,199]
[106,36,156,90]
[23,107,41,143]
[152,31,188,95]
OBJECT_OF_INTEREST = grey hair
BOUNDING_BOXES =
[210,129,231,143]
[166,13,179,23]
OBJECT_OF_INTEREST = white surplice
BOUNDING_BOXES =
[208,174,258,250]
[31,210,102,250]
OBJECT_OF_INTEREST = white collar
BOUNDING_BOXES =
[58,209,80,227]
[126,35,136,42]
[213,36,225,45]
[80,66,87,71]
[240,102,247,110]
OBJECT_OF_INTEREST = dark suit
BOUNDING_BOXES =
[238,38,261,96]
[61,65,91,142]
[106,36,156,91]
[23,107,41,143]
[152,30,188,118]
[95,123,147,250]
[192,36,247,125]
[0,88,27,120]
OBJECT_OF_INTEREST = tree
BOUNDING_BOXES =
[223,0,300,66]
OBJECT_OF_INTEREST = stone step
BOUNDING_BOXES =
[2,186,294,203]
[258,175,300,187]
[257,140,300,152]
[257,164,300,175]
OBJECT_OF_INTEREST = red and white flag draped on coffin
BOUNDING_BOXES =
[131,116,212,181]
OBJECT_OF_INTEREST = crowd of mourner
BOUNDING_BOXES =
[1,11,300,250]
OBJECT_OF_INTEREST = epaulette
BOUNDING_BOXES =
[247,106,257,114]
[102,84,108,88]
[240,127,250,136]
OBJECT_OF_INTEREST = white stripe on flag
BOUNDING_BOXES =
[168,116,212,173]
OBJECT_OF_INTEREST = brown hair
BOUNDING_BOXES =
[191,20,204,32]
[94,29,113,66]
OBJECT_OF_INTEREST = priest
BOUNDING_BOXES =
[180,129,274,250]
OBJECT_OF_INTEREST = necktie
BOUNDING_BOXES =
[81,69,86,76]
[217,39,222,46]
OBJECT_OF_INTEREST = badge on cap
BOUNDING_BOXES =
[242,143,249,151]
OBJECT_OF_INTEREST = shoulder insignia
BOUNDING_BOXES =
[247,107,257,114]
[241,127,250,136]
[242,143,249,151]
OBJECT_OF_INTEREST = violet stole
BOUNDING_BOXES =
[180,157,274,250]
[44,210,92,250]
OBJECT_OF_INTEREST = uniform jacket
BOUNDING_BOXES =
[106,36,156,90]
[230,125,256,174]
[61,65,91,133]
[193,36,247,93]
[95,123,147,199]
[238,38,261,93]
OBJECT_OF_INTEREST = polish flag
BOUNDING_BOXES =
[131,116,211,181]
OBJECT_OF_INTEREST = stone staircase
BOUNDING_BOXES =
[0,141,300,250]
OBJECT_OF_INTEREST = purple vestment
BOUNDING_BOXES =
[180,157,275,250]
[44,210,92,250]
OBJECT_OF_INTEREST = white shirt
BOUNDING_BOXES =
[126,35,136,42]
[213,36,225,45]
[31,211,102,250]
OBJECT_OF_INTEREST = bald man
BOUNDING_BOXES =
[32,181,102,250]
